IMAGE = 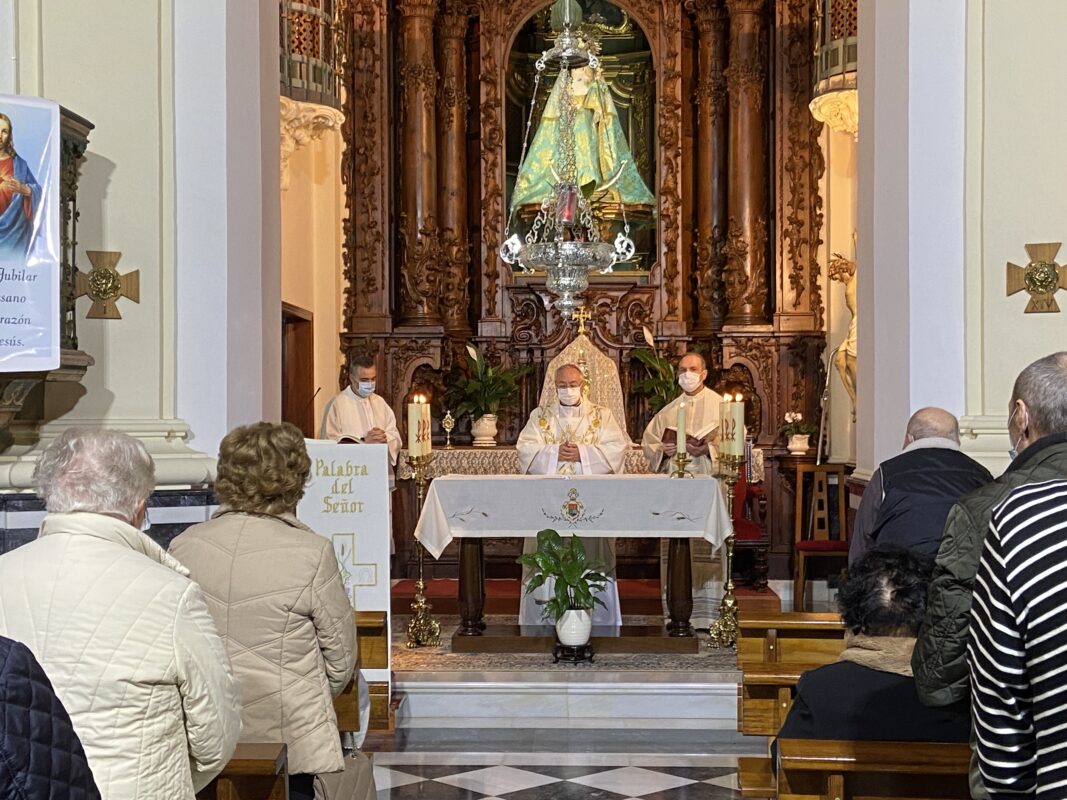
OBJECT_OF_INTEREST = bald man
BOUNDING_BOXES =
[848,407,992,565]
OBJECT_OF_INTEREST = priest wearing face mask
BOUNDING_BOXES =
[515,363,630,626]
[320,353,401,472]
[641,352,725,628]
[642,352,722,476]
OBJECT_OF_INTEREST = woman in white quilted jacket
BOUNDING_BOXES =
[0,428,242,799]
[170,422,359,800]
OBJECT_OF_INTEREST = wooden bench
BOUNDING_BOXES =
[776,739,971,800]
[196,742,288,800]
[736,612,846,737]
[739,756,776,799]
[334,610,394,732]
[737,611,846,666]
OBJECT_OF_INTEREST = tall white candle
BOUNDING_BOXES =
[676,398,687,455]
[421,399,432,456]
[407,396,420,456]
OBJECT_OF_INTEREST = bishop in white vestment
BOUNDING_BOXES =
[641,352,726,628]
[516,364,629,626]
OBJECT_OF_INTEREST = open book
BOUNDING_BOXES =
[337,434,363,444]
[661,422,718,444]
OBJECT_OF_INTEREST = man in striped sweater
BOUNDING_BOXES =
[970,478,1067,797]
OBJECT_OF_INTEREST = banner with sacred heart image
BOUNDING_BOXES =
[0,95,60,371]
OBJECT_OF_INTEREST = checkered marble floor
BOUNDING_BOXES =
[373,763,740,799]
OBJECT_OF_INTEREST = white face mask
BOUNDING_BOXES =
[557,387,582,406]
[678,372,703,394]
[356,380,375,398]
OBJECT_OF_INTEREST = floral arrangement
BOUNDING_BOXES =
[516,529,608,622]
[779,411,818,438]
[630,325,683,415]
[445,342,532,421]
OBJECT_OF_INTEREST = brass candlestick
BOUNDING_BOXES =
[406,452,441,648]
[670,449,693,479]
[709,453,744,649]
[442,410,455,449]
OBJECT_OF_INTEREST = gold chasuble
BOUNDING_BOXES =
[516,400,628,626]
[642,385,726,629]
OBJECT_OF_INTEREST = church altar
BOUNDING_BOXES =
[414,474,732,650]
[397,445,765,482]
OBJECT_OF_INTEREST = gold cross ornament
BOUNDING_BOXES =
[572,305,592,335]
[75,250,141,319]
[1007,242,1067,313]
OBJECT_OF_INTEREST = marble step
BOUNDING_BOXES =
[393,669,740,730]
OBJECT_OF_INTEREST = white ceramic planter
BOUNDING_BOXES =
[471,414,498,447]
[787,433,811,454]
[555,609,593,646]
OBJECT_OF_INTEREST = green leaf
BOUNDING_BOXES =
[524,573,546,596]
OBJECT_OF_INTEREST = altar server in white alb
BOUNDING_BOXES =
[321,353,401,472]
[516,363,630,626]
[641,351,725,628]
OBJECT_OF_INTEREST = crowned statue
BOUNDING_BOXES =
[509,43,655,212]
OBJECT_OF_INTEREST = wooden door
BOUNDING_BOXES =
[282,303,315,437]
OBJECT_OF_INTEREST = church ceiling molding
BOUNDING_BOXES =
[279,96,345,190]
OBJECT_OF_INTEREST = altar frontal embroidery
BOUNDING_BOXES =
[543,487,605,527]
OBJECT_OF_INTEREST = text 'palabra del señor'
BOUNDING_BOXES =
[315,458,369,477]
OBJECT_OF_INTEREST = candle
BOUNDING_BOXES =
[676,398,687,456]
[407,395,432,457]
[719,393,745,457]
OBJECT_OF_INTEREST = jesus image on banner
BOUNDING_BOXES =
[0,112,41,261]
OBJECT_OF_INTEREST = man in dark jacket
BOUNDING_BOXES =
[912,351,1067,798]
[849,407,992,566]
[779,547,970,745]
[0,635,99,799]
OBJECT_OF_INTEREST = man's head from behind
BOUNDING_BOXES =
[903,407,960,449]
[33,427,155,527]
[838,546,934,638]
[1008,351,1067,455]
[348,352,377,397]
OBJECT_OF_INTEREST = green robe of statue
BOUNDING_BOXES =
[510,66,655,211]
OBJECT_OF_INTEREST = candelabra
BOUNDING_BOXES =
[709,453,744,648]
[406,452,441,648]
[442,410,455,449]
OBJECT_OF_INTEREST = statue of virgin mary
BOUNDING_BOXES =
[509,64,655,211]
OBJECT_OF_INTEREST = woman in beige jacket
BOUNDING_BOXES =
[170,422,358,800]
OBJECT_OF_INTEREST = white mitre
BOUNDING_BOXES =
[537,333,629,440]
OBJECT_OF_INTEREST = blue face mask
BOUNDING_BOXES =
[356,381,375,398]
[1007,405,1028,461]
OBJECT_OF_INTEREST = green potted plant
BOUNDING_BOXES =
[779,411,818,454]
[516,528,608,646]
[446,342,531,446]
[630,326,681,415]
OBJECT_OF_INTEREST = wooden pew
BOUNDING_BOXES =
[334,611,394,732]
[737,611,845,666]
[736,612,846,737]
[776,739,971,800]
[196,742,288,800]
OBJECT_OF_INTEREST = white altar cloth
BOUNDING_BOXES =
[415,474,733,559]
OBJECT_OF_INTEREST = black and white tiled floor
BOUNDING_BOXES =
[373,763,740,799]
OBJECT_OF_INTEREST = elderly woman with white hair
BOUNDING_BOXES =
[0,427,242,800]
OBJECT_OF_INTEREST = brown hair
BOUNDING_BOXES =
[214,422,311,515]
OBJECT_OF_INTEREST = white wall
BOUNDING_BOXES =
[0,0,281,488]
[958,0,1067,475]
[856,0,967,476]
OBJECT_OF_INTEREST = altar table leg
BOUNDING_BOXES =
[458,538,484,636]
[666,538,694,637]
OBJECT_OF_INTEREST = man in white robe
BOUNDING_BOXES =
[641,352,726,628]
[320,354,401,468]
[516,363,629,626]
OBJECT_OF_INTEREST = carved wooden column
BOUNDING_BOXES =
[398,0,442,327]
[724,0,769,326]
[690,0,729,335]
[436,0,472,337]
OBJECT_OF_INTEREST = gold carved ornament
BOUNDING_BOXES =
[74,250,141,320]
[1007,242,1067,313]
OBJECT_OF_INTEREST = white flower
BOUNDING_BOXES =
[642,325,655,348]
[465,343,480,362]
[785,412,801,424]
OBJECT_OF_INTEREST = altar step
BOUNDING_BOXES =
[392,668,741,731]
[391,578,780,616]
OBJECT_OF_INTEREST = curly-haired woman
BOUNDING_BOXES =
[170,422,358,800]
[777,546,970,743]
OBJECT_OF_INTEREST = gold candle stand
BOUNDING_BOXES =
[406,452,441,648]
[709,453,744,648]
[669,449,693,479]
